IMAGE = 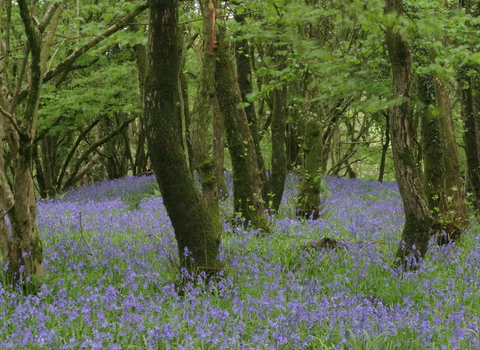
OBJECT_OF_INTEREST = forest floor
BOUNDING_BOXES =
[1,174,479,349]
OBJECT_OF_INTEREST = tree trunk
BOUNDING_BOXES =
[0,1,148,291]
[384,0,433,265]
[144,0,222,275]
[458,65,480,210]
[177,26,193,173]
[190,0,222,237]
[215,23,269,231]
[132,23,149,175]
[433,75,469,242]
[418,72,445,211]
[267,46,288,213]
[296,118,324,219]
[0,1,62,289]
[234,11,266,190]
[378,111,390,182]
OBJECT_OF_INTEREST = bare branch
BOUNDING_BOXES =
[61,116,137,190]
[38,3,61,33]
[0,105,21,135]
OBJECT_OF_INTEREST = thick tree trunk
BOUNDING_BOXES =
[385,0,433,265]
[215,24,269,231]
[144,0,222,275]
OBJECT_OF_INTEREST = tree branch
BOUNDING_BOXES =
[61,116,137,190]
[16,3,149,105]
[0,105,22,135]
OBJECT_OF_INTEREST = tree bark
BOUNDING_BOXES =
[296,118,323,219]
[378,111,390,182]
[132,23,149,175]
[234,11,266,190]
[0,1,148,290]
[215,23,269,231]
[417,72,445,211]
[190,0,222,237]
[144,0,222,275]
[433,75,469,242]
[459,65,480,210]
[268,46,288,213]
[384,0,433,265]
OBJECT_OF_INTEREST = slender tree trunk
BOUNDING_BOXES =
[177,26,192,172]
[433,75,469,241]
[215,23,269,231]
[190,0,222,237]
[296,117,323,219]
[144,0,222,275]
[267,46,288,213]
[132,23,149,175]
[212,99,228,199]
[458,0,480,210]
[418,72,445,211]
[269,83,287,212]
[0,1,62,288]
[378,111,390,182]
[234,11,266,189]
[458,65,480,210]
[385,0,433,265]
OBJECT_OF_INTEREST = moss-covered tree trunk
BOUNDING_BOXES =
[296,118,323,219]
[190,0,222,237]
[385,0,433,265]
[459,65,480,210]
[0,0,62,288]
[234,11,266,191]
[418,73,445,211]
[144,0,222,274]
[433,75,469,241]
[268,46,288,213]
[215,24,269,231]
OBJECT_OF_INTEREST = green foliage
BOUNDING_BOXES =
[39,61,141,135]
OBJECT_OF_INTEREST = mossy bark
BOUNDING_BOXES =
[267,45,288,213]
[458,65,480,210]
[0,0,62,289]
[418,73,445,210]
[269,82,287,213]
[144,0,222,274]
[132,23,149,175]
[215,24,269,231]
[385,0,433,265]
[296,118,323,219]
[234,12,266,190]
[190,0,222,238]
[433,75,469,242]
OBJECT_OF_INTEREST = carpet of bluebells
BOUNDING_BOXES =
[1,174,479,349]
